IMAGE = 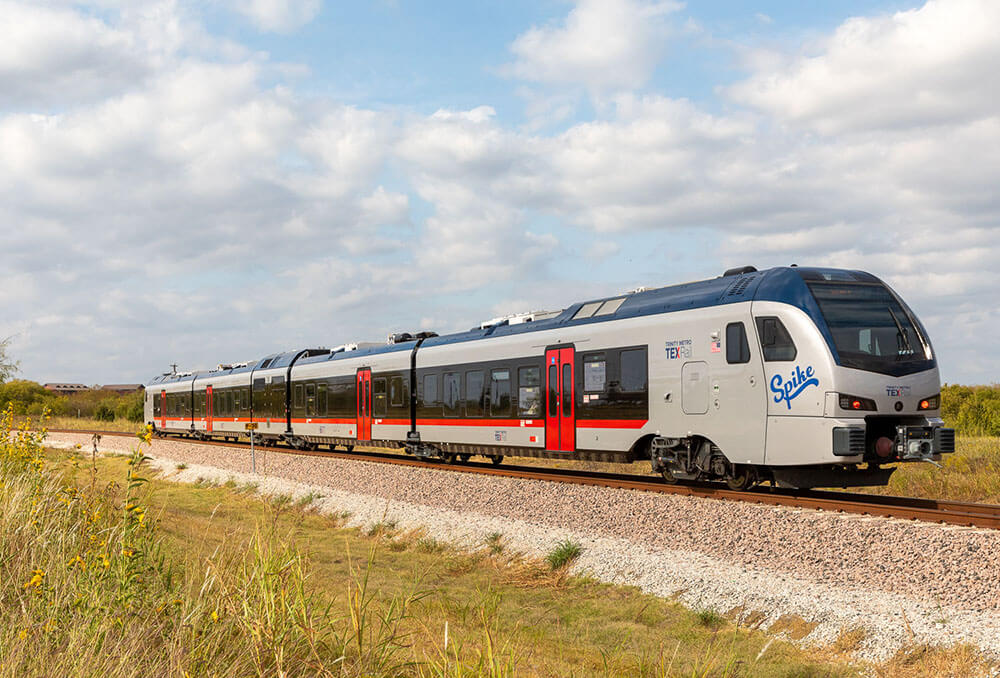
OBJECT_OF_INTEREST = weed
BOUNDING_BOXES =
[416,537,446,554]
[545,539,582,571]
[696,608,726,629]
[175,462,188,470]
[485,531,504,555]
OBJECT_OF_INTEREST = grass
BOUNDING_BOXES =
[8,410,1000,676]
[545,539,583,571]
[2,412,868,677]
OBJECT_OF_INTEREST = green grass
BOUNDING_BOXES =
[545,539,583,571]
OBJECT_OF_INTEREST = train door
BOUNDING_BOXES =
[545,347,576,452]
[356,369,372,442]
[206,386,214,434]
[160,390,166,429]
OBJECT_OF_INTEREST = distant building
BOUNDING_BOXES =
[100,384,144,395]
[43,383,91,395]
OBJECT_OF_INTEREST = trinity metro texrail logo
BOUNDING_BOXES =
[770,365,819,410]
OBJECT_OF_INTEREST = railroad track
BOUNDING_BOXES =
[46,428,1000,530]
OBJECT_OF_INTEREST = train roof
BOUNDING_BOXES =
[147,266,880,385]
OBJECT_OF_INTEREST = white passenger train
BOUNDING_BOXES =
[146,266,954,489]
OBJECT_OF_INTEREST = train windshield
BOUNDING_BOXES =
[807,282,935,376]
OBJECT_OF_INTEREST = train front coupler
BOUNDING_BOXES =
[893,423,955,463]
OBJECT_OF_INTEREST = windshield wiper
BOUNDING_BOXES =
[887,306,914,356]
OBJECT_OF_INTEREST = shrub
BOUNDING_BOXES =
[942,384,1000,436]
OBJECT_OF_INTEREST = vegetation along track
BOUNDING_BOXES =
[50,428,1000,530]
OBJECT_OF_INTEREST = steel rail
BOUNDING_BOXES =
[45,428,1000,530]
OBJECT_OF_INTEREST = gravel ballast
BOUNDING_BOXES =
[47,432,1000,662]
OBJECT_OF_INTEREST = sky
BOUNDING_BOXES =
[1,0,998,385]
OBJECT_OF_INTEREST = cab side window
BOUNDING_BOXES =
[726,322,751,364]
[755,317,797,361]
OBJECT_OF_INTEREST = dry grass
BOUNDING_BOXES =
[873,643,997,678]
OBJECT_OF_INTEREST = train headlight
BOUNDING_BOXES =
[918,394,940,411]
[838,394,877,411]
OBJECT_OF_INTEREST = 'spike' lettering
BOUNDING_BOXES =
[770,365,819,410]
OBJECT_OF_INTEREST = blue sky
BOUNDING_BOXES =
[1,0,998,384]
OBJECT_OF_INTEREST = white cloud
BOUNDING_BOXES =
[232,0,322,33]
[503,0,683,95]
[1,0,999,385]
[728,0,1000,134]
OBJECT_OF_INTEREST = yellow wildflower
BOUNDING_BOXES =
[18,629,28,640]
[24,569,45,589]
[211,610,219,622]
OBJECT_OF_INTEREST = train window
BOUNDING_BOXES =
[548,365,557,416]
[517,367,541,417]
[317,383,327,415]
[572,301,602,320]
[306,383,316,416]
[423,374,439,407]
[584,355,606,392]
[755,317,797,361]
[443,373,461,417]
[620,349,648,392]
[726,323,751,364]
[490,369,511,417]
[253,378,265,392]
[373,378,387,417]
[242,388,250,412]
[465,371,484,416]
[294,384,303,410]
[390,376,404,407]
[595,297,625,316]
[562,364,572,414]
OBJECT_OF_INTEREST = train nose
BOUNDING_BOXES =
[875,436,894,458]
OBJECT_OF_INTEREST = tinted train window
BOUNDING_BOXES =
[490,369,511,417]
[306,383,316,416]
[443,373,461,417]
[726,323,751,364]
[562,364,572,414]
[584,355,606,392]
[253,378,265,392]
[294,384,303,409]
[465,371,484,416]
[317,383,327,415]
[620,349,647,392]
[755,317,797,361]
[390,377,404,407]
[548,365,557,416]
[423,374,439,407]
[373,378,387,416]
[518,367,541,417]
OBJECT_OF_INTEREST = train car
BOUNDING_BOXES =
[145,372,195,435]
[148,265,954,489]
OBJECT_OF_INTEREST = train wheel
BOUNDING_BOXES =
[490,455,503,466]
[444,453,458,464]
[726,465,757,491]
[345,445,355,452]
[460,454,472,463]
[660,469,679,484]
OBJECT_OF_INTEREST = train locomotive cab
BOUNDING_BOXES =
[749,268,954,489]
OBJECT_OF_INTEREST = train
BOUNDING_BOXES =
[145,265,955,490]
